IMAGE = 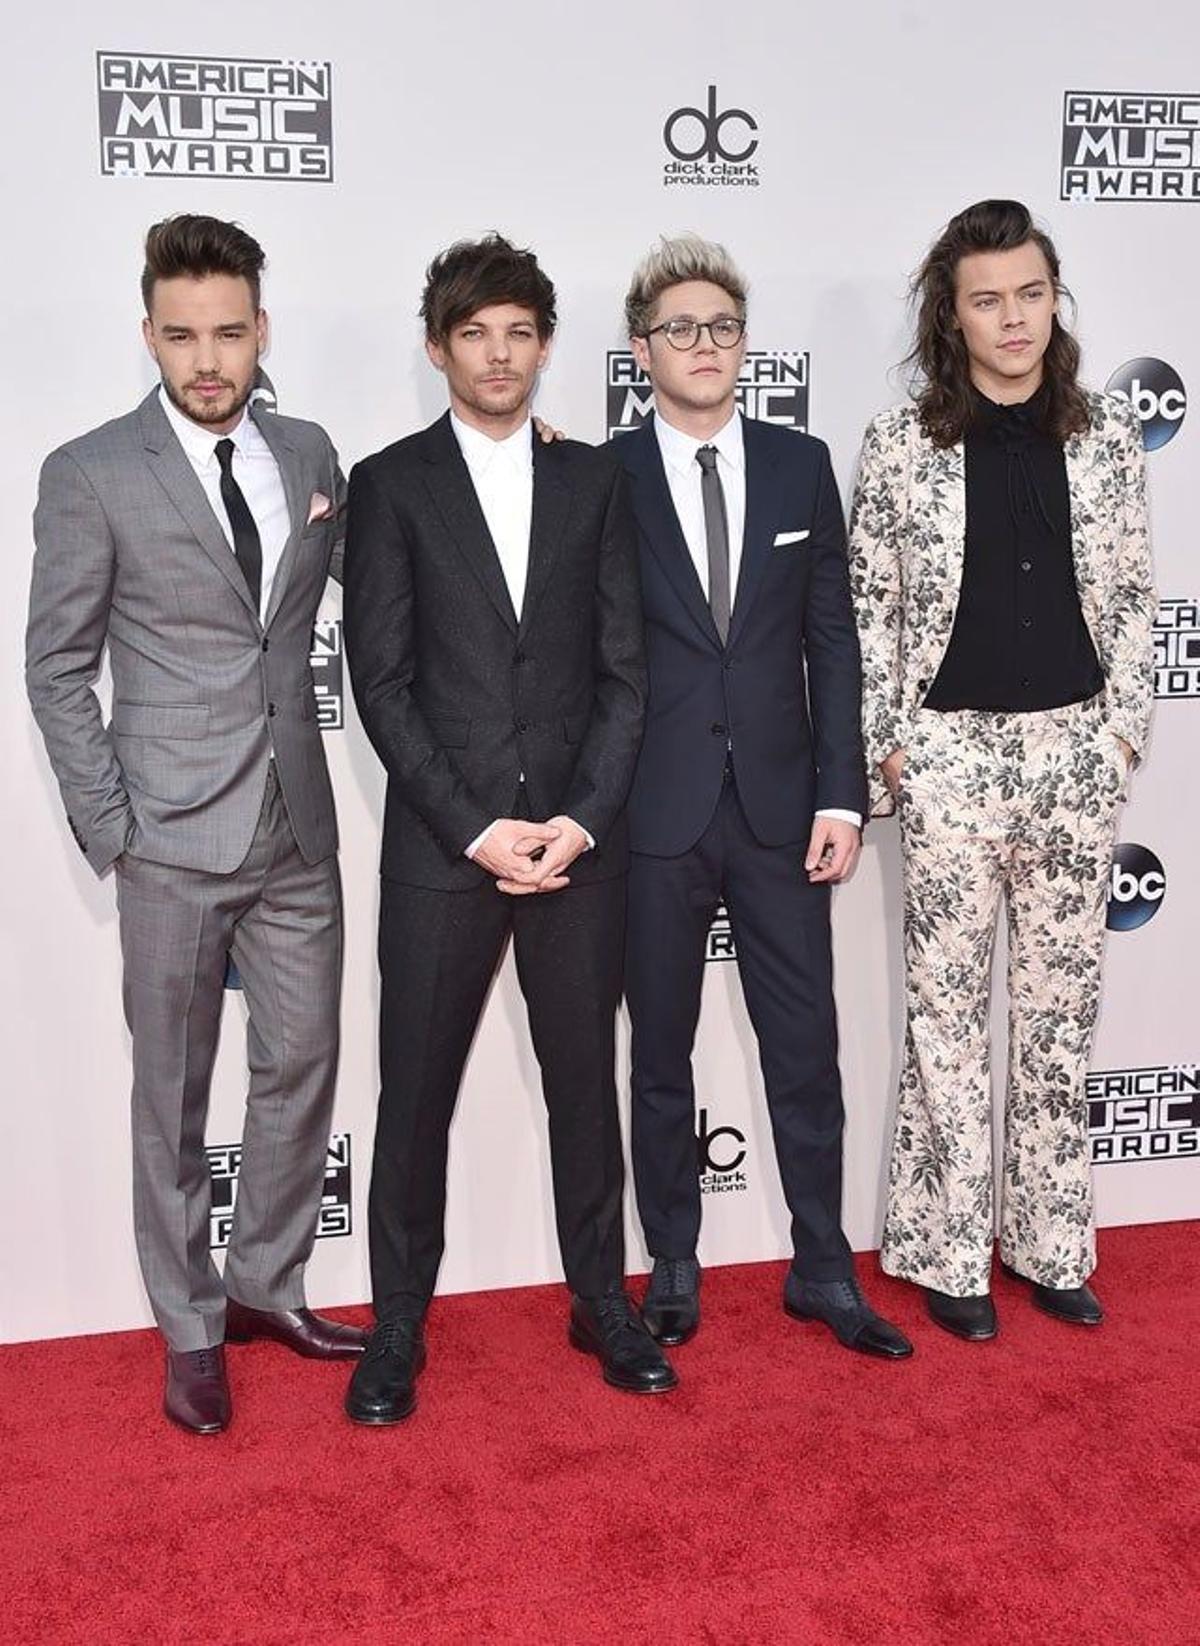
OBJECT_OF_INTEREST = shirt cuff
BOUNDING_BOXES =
[465,820,497,860]
[816,808,862,830]
[564,817,595,851]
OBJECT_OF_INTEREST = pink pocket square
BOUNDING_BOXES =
[307,491,334,524]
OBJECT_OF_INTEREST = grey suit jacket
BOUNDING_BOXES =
[26,389,346,875]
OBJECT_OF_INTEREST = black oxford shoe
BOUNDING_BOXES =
[785,1273,914,1359]
[344,1318,427,1425]
[925,1288,998,1341]
[569,1292,678,1392]
[164,1344,231,1434]
[641,1257,701,1346]
[1002,1264,1104,1326]
[225,1298,368,1359]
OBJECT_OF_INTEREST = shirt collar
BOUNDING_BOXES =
[450,410,533,476]
[158,385,255,466]
[653,406,744,479]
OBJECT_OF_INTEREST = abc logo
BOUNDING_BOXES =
[1106,358,1186,451]
[664,85,758,164]
[1106,843,1166,932]
[696,1107,746,1174]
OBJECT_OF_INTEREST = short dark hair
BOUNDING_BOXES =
[420,233,556,342]
[141,215,266,313]
[907,198,1090,448]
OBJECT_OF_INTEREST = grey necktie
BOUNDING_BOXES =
[696,445,731,644]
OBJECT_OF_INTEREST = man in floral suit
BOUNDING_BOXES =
[849,199,1156,1341]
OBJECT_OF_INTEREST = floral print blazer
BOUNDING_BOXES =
[847,390,1157,817]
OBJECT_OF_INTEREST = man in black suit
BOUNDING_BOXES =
[343,235,676,1423]
[614,235,911,1359]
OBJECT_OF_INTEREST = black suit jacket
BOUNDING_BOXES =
[612,413,867,857]
[344,413,646,890]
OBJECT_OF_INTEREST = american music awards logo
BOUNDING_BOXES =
[607,351,809,439]
[1060,90,1200,201]
[97,51,333,180]
[1088,1067,1200,1163]
[1154,598,1200,698]
[207,1133,352,1248]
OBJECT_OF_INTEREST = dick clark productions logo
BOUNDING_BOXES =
[662,85,760,187]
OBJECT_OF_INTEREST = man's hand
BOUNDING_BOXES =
[532,416,566,444]
[805,817,861,884]
[472,818,561,885]
[497,815,589,895]
[1115,735,1133,769]
[880,747,906,796]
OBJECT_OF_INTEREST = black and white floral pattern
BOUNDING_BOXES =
[882,701,1125,1295]
[848,390,1157,1297]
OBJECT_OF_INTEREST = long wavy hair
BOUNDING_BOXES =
[907,199,1091,448]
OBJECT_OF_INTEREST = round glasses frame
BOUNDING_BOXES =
[643,316,746,351]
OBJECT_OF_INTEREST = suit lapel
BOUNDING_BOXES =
[726,417,783,649]
[253,404,305,631]
[623,419,721,649]
[138,391,259,623]
[420,414,518,634]
[520,436,573,639]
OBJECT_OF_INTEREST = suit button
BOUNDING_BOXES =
[711,722,726,736]
[514,649,526,666]
[1022,617,1033,628]
[1020,560,1032,573]
[267,702,277,718]
[516,717,529,732]
[916,678,929,694]
[262,637,270,652]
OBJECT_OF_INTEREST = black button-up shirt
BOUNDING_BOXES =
[925,386,1104,713]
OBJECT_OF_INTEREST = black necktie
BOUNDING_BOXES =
[215,438,263,615]
[696,445,731,644]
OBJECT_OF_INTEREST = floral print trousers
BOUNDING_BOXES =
[880,695,1127,1297]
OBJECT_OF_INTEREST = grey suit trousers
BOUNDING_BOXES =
[115,766,342,1350]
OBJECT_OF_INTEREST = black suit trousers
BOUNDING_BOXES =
[625,778,853,1280]
[370,872,627,1318]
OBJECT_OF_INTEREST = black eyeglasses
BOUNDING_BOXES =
[644,316,745,351]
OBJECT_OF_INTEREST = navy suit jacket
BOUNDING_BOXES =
[612,412,867,857]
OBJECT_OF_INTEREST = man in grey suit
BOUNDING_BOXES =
[25,215,365,1434]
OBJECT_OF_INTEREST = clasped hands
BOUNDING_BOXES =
[472,815,589,896]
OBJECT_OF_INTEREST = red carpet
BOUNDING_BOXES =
[3,1222,1197,1645]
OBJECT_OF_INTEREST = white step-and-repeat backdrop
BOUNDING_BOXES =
[3,2,1196,1342]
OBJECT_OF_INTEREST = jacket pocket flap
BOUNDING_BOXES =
[426,714,471,748]
[112,702,209,739]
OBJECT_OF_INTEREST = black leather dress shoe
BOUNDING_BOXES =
[925,1288,998,1341]
[164,1344,231,1434]
[569,1292,678,1392]
[641,1257,701,1346]
[225,1298,368,1359]
[344,1318,427,1424]
[1001,1265,1104,1326]
[784,1274,914,1359]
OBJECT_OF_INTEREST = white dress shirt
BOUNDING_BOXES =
[450,410,534,619]
[159,386,291,625]
[653,405,860,832]
[449,412,592,861]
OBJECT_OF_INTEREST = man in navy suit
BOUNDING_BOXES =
[613,235,911,1358]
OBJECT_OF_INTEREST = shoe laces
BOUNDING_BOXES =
[655,1259,697,1297]
[591,1292,643,1342]
[809,1277,866,1313]
[371,1318,420,1357]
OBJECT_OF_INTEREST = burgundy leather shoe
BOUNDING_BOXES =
[224,1298,368,1359]
[164,1345,231,1434]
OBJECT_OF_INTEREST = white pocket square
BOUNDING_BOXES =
[307,491,334,524]
[773,529,810,546]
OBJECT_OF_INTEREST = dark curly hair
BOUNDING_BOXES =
[420,233,556,342]
[907,199,1090,448]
